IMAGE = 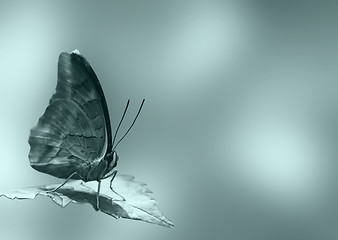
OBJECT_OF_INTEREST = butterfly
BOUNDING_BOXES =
[28,49,144,210]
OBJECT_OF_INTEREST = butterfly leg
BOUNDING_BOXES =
[48,172,78,192]
[95,180,101,211]
[109,170,125,201]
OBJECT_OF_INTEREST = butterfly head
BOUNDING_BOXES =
[105,151,119,170]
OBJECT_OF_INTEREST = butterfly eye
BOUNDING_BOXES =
[105,151,117,165]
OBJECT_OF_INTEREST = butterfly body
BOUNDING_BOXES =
[29,50,118,183]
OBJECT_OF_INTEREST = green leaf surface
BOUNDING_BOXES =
[0,175,173,228]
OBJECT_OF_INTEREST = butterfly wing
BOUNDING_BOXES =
[29,51,112,181]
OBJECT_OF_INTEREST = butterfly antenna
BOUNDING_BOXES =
[112,99,130,149]
[113,99,145,150]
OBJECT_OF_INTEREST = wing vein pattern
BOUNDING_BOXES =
[29,52,112,180]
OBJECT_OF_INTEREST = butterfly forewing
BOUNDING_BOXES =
[29,51,112,181]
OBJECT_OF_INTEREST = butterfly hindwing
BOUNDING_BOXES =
[29,51,112,181]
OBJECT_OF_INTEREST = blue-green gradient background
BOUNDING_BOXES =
[1,1,338,239]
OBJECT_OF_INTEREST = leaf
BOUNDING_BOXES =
[0,175,173,228]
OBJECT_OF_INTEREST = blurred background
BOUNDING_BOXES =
[1,0,338,239]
